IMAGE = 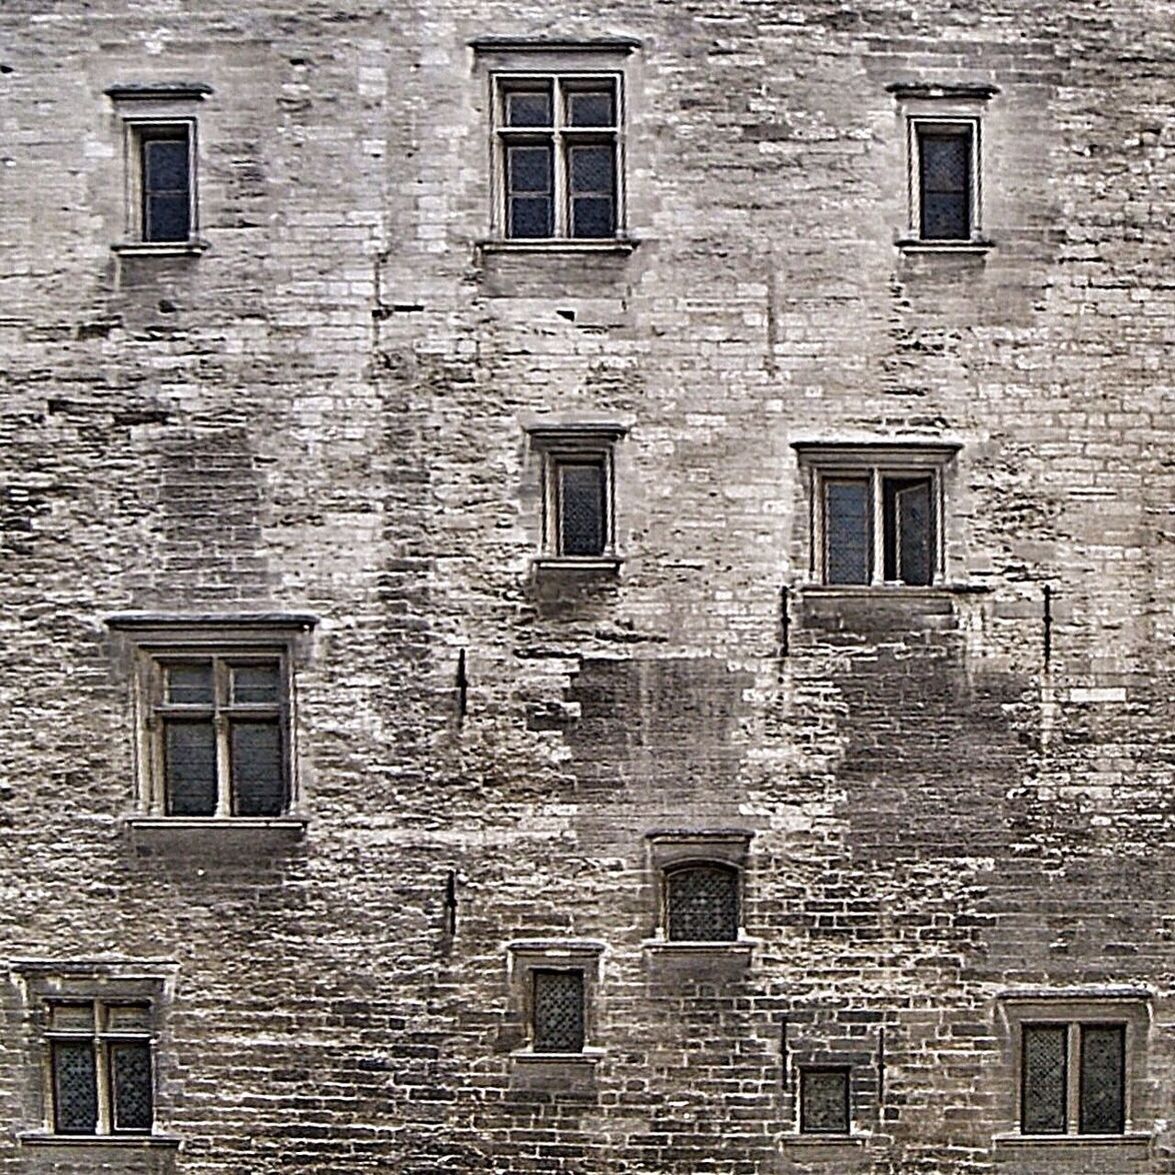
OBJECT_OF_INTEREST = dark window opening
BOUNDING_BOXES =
[51,1041,98,1135]
[665,864,740,942]
[557,459,606,556]
[1021,1022,1125,1136]
[507,143,554,238]
[824,478,871,585]
[140,129,191,243]
[1079,1024,1125,1135]
[532,969,585,1053]
[882,476,933,586]
[800,1067,851,1134]
[919,127,971,240]
[1022,1024,1068,1134]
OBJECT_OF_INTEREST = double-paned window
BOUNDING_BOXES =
[47,1002,153,1137]
[495,75,621,240]
[1022,1023,1126,1136]
[151,653,288,818]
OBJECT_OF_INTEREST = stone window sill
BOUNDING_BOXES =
[532,555,623,575]
[512,1049,604,1066]
[477,237,638,256]
[19,1133,182,1149]
[781,1133,867,1148]
[111,239,209,257]
[992,1132,1151,1150]
[125,816,308,852]
[797,582,990,598]
[642,938,758,954]
[896,238,994,255]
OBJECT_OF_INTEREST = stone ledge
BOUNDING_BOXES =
[532,556,623,576]
[896,238,995,255]
[19,1133,182,1149]
[125,816,309,856]
[511,1049,604,1065]
[780,1133,868,1148]
[476,238,638,256]
[111,240,209,257]
[992,1132,1151,1151]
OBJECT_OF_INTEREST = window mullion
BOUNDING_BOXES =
[1067,1022,1081,1134]
[94,1021,111,1135]
[214,659,231,817]
[871,468,883,584]
[552,79,567,237]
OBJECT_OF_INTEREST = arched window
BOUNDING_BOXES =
[665,863,740,942]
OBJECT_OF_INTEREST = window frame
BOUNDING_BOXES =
[662,861,742,944]
[526,422,627,568]
[491,72,624,241]
[793,443,960,588]
[506,940,605,1062]
[644,829,753,945]
[105,614,315,827]
[798,1066,853,1136]
[106,84,210,254]
[886,82,996,251]
[996,990,1152,1148]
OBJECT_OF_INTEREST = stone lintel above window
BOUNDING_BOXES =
[885,81,999,101]
[469,36,641,55]
[104,82,213,102]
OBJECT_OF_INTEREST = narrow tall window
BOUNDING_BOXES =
[800,1068,851,1134]
[495,75,620,240]
[556,458,607,557]
[1021,1025,1067,1134]
[917,125,971,240]
[47,1002,153,1137]
[532,969,585,1053]
[153,653,288,817]
[140,127,191,243]
[665,864,740,942]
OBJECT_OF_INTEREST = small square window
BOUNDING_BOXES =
[46,1000,154,1137]
[793,443,958,587]
[799,1067,851,1135]
[492,73,623,241]
[664,864,740,943]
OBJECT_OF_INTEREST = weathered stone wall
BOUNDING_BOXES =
[1,1,1173,1172]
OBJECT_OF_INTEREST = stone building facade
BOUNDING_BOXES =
[1,1,1173,1172]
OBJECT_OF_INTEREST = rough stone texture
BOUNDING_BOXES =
[1,1,1173,1172]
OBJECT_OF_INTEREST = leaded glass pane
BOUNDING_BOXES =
[231,662,280,705]
[532,969,584,1053]
[919,130,970,240]
[52,1040,98,1135]
[143,137,189,190]
[883,477,933,586]
[800,1068,849,1134]
[230,720,284,816]
[558,462,605,556]
[825,479,871,584]
[164,719,217,816]
[1080,1024,1125,1134]
[505,88,552,127]
[507,145,552,238]
[567,88,614,127]
[110,1042,153,1132]
[508,145,553,193]
[666,865,739,942]
[165,662,213,705]
[1022,1025,1067,1134]
[142,135,190,242]
[570,145,615,195]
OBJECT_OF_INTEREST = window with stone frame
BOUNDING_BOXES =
[799,1067,851,1135]
[995,989,1152,1150]
[531,969,586,1053]
[664,863,740,942]
[105,84,211,252]
[492,73,623,240]
[46,1001,154,1137]
[793,442,959,587]
[106,615,314,824]
[526,422,626,565]
[506,940,604,1063]
[886,82,997,250]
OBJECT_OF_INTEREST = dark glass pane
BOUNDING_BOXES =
[230,720,284,816]
[825,479,870,584]
[110,1042,153,1132]
[164,719,217,816]
[567,88,614,127]
[166,662,213,705]
[143,137,189,191]
[570,145,615,195]
[883,477,933,585]
[666,865,739,941]
[505,89,552,127]
[1022,1025,1067,1134]
[800,1069,849,1134]
[919,132,970,239]
[508,145,552,193]
[231,663,280,705]
[559,462,605,556]
[1080,1025,1125,1134]
[509,197,552,238]
[532,970,584,1053]
[571,197,615,238]
[145,194,190,242]
[52,1041,97,1135]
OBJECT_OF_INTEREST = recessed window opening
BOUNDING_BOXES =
[799,1067,851,1134]
[139,126,192,243]
[665,863,740,942]
[531,969,585,1053]
[1022,1022,1126,1136]
[917,123,972,240]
